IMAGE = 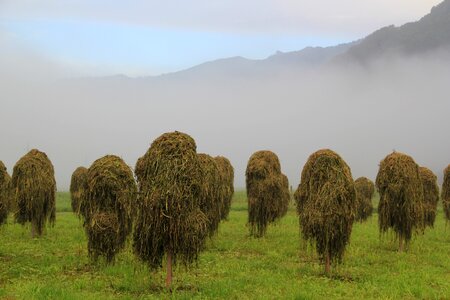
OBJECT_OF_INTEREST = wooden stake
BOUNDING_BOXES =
[325,252,331,274]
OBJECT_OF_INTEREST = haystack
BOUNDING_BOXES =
[12,149,56,237]
[84,155,137,263]
[134,156,145,189]
[442,165,450,221]
[419,167,439,228]
[198,153,223,237]
[354,177,374,222]
[280,173,291,218]
[70,167,88,215]
[294,149,356,273]
[215,156,234,220]
[0,161,11,225]
[246,150,289,237]
[376,152,424,251]
[132,131,208,287]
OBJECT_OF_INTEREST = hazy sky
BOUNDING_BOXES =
[0,0,442,76]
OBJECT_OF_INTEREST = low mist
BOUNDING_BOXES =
[1,40,449,190]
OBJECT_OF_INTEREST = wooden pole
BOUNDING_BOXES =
[325,252,331,274]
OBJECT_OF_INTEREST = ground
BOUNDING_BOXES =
[0,191,449,299]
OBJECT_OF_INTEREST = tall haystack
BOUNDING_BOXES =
[70,167,88,215]
[294,149,356,274]
[442,165,450,221]
[198,153,223,237]
[133,131,208,287]
[354,177,375,222]
[419,167,439,228]
[0,161,11,225]
[214,156,234,220]
[84,155,137,263]
[246,150,289,237]
[12,149,56,237]
[376,152,424,251]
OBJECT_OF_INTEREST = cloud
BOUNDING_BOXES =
[0,0,443,37]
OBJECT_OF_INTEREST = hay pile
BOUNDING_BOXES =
[133,131,208,284]
[419,167,439,228]
[280,174,291,218]
[246,150,289,237]
[294,149,356,273]
[84,155,137,263]
[134,156,145,190]
[354,177,375,222]
[70,167,88,215]
[376,152,424,250]
[198,153,223,237]
[215,156,234,220]
[442,165,450,221]
[12,149,56,237]
[0,161,11,225]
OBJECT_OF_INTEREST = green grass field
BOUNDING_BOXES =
[0,191,449,299]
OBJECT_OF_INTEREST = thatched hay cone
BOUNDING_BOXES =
[294,149,356,274]
[442,165,450,221]
[214,156,234,220]
[198,153,223,237]
[246,150,289,237]
[376,152,424,251]
[70,167,88,215]
[354,177,374,222]
[419,167,439,228]
[0,161,11,225]
[133,131,208,287]
[12,149,56,237]
[84,155,137,263]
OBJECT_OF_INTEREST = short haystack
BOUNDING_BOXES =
[198,153,223,237]
[214,156,234,220]
[84,155,137,263]
[12,149,56,237]
[376,152,424,251]
[354,177,374,222]
[0,161,11,225]
[70,167,88,215]
[419,167,439,228]
[246,150,289,237]
[442,165,450,221]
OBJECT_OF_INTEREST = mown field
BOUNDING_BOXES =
[0,191,449,299]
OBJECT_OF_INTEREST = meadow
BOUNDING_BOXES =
[0,191,449,299]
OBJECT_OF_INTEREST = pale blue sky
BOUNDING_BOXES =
[1,19,348,76]
[0,0,442,76]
